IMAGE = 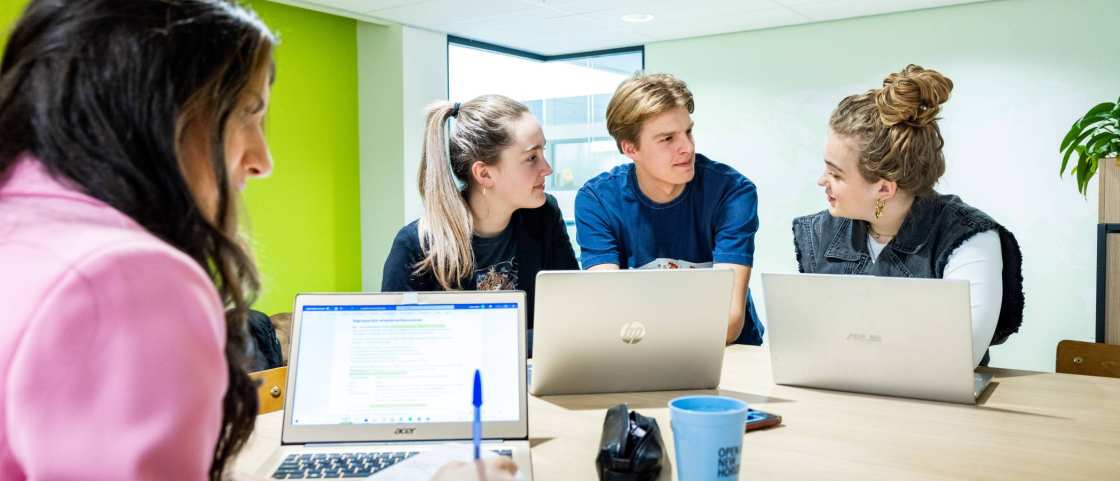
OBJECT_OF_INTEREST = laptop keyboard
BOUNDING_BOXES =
[271,450,514,479]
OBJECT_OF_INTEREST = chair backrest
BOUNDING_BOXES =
[1056,340,1120,378]
[270,312,293,364]
[248,366,288,414]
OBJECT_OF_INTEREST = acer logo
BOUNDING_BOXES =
[845,333,882,343]
[394,428,416,435]
[620,321,646,345]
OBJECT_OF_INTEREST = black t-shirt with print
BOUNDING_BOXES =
[381,194,578,329]
[470,224,518,291]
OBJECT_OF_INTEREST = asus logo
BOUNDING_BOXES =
[620,321,646,345]
[845,333,882,343]
[394,427,416,435]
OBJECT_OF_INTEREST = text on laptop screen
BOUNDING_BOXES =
[290,303,519,426]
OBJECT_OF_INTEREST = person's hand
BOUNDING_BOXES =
[430,457,518,481]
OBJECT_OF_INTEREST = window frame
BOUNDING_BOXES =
[447,35,644,66]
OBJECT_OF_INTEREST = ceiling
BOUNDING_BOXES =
[272,0,990,56]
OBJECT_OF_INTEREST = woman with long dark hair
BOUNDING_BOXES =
[0,1,514,480]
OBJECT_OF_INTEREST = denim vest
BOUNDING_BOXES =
[791,194,1024,353]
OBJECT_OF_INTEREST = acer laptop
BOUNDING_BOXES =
[762,273,993,405]
[253,291,533,479]
[530,269,734,396]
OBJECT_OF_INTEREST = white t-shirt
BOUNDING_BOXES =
[868,230,1003,367]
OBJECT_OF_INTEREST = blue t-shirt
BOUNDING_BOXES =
[574,153,764,345]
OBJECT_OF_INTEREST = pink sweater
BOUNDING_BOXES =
[0,156,228,480]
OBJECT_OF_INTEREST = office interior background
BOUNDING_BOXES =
[2,0,1117,372]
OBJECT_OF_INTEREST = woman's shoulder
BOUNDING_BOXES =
[4,205,217,316]
[935,194,999,228]
[52,227,220,317]
[793,209,842,236]
[3,218,227,382]
[391,220,423,248]
[2,222,228,481]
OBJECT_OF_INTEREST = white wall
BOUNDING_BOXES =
[646,0,1120,371]
[358,24,447,290]
[358,22,404,292]
[402,27,449,224]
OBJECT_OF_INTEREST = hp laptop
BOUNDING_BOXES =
[530,269,733,396]
[762,273,993,405]
[254,291,533,479]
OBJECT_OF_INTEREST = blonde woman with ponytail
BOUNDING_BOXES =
[793,65,1024,368]
[382,95,578,350]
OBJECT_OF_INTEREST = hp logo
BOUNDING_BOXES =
[619,321,646,344]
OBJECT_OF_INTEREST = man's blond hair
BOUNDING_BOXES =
[605,73,694,153]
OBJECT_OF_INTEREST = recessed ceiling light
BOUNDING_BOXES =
[621,13,654,23]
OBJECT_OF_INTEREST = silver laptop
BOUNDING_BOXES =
[762,273,993,405]
[530,269,733,396]
[254,291,533,479]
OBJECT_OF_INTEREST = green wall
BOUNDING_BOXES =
[1,0,26,60]
[246,1,362,315]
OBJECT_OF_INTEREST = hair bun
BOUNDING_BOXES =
[875,64,953,128]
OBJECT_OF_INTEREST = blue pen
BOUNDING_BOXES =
[472,369,483,460]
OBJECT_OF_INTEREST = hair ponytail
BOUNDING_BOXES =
[416,102,475,289]
[413,95,529,289]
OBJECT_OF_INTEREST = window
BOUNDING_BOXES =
[448,38,644,233]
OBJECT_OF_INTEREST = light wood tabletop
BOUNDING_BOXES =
[236,345,1120,480]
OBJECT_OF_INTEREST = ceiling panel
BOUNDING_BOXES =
[781,0,987,22]
[366,0,542,26]
[583,4,809,44]
[296,0,419,14]
[277,0,993,55]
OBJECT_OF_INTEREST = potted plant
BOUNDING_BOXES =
[1060,98,1120,195]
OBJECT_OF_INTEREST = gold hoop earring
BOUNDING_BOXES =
[874,199,885,219]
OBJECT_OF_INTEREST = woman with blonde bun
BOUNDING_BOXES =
[793,65,1023,367]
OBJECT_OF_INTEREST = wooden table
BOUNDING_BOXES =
[236,346,1120,480]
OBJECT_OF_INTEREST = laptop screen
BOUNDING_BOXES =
[289,302,520,427]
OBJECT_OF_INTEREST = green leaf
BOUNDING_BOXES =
[1084,102,1116,118]
[1079,112,1116,128]
[1063,107,1118,150]
[1088,131,1118,154]
[1061,122,1087,152]
[1075,163,1084,194]
[1060,147,1074,176]
[1061,100,1120,188]
[1075,146,1089,195]
[1061,129,1096,175]
[1072,156,1098,196]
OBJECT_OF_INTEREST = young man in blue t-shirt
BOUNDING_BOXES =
[574,73,763,345]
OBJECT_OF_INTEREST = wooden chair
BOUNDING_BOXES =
[249,366,288,414]
[1056,340,1120,378]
